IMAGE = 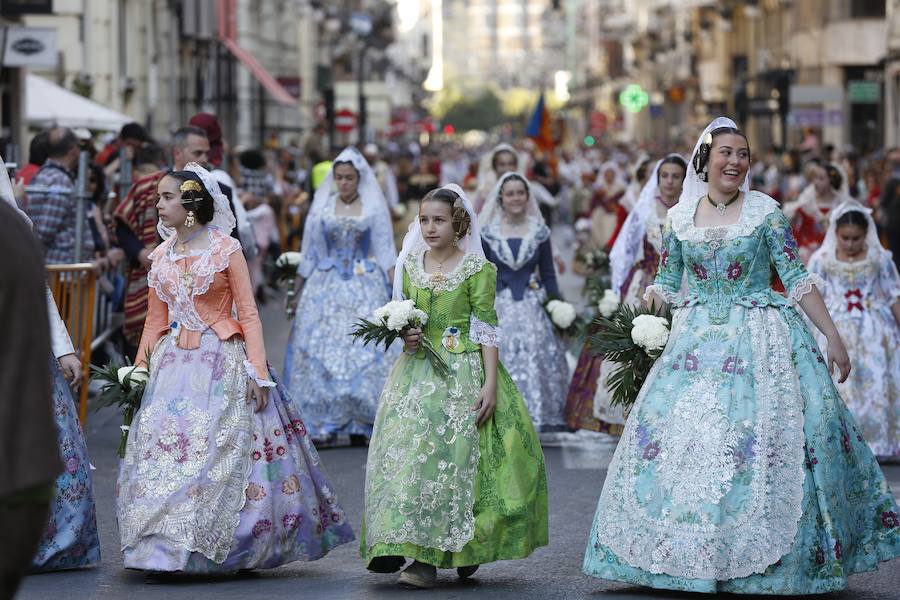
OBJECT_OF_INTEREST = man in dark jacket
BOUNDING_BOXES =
[0,200,60,598]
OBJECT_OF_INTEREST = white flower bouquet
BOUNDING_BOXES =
[589,302,672,411]
[274,251,302,281]
[91,357,150,457]
[597,289,620,318]
[545,299,585,337]
[351,300,450,377]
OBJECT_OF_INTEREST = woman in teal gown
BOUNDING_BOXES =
[582,117,900,595]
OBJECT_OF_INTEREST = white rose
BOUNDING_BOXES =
[373,301,395,323]
[630,314,670,352]
[117,365,149,387]
[276,251,302,268]
[386,299,415,331]
[597,290,620,318]
[549,301,577,329]
[575,218,592,233]
[409,308,428,326]
[393,204,408,218]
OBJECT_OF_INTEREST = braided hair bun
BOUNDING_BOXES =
[422,187,471,238]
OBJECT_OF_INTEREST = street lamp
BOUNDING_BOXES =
[351,12,373,145]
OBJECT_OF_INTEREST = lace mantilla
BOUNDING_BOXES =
[405,251,489,295]
[595,307,806,579]
[147,227,242,331]
[669,191,779,244]
[481,218,550,271]
[469,314,502,347]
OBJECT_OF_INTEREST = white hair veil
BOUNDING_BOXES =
[298,146,396,278]
[392,183,484,300]
[680,116,750,205]
[158,162,237,239]
[809,199,888,265]
[609,154,686,293]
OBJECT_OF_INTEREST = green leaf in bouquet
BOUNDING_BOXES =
[587,301,673,411]
[349,318,402,351]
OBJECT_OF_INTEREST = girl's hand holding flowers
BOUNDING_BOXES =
[402,327,422,352]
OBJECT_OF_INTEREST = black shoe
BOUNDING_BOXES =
[368,555,406,573]
[457,565,479,579]
[349,434,369,447]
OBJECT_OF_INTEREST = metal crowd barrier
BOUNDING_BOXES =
[46,263,99,423]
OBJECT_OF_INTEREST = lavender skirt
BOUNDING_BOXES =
[117,330,354,573]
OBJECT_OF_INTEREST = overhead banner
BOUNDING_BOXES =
[2,26,57,68]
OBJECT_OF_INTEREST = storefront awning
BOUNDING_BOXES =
[26,74,133,131]
[219,39,296,107]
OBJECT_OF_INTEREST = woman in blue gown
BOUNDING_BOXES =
[582,117,900,594]
[479,172,569,431]
[284,147,398,445]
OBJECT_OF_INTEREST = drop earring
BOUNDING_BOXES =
[184,211,196,228]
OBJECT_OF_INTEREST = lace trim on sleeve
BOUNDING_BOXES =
[786,273,821,303]
[469,314,502,347]
[243,360,276,388]
[643,284,680,305]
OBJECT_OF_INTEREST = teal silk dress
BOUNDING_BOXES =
[362,252,548,568]
[583,191,900,594]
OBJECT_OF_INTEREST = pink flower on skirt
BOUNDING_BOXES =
[251,519,272,539]
[65,455,80,474]
[245,483,267,502]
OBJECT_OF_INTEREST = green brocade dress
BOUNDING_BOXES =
[362,251,549,568]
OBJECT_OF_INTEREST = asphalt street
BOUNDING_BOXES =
[16,259,900,600]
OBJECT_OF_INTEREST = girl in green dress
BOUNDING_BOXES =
[361,184,549,588]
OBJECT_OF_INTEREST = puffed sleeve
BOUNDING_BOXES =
[227,249,274,386]
[644,217,684,304]
[763,209,817,302]
[468,261,502,347]
[136,288,169,368]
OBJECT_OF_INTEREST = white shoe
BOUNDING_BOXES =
[398,561,437,588]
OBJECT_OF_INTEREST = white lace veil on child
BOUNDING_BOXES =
[392,183,484,300]
[809,199,889,265]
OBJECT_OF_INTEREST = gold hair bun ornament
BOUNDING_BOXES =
[180,180,203,194]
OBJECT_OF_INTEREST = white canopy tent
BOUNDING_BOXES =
[26,74,133,131]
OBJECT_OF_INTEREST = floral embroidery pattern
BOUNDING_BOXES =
[727,261,743,280]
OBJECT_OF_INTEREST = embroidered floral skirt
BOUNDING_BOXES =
[283,266,397,438]
[32,357,101,572]
[583,304,900,594]
[362,348,548,568]
[813,305,900,460]
[494,288,569,432]
[118,330,354,573]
